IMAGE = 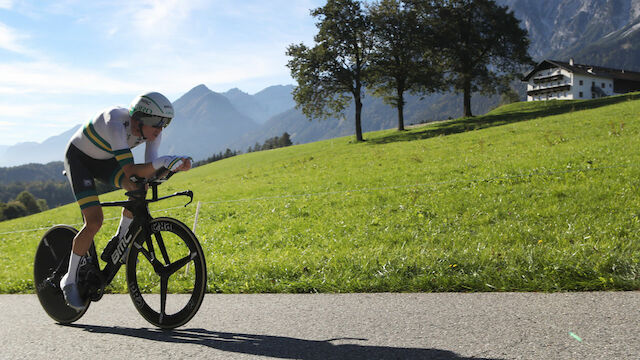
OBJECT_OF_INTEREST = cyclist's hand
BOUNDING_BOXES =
[176,157,192,171]
[152,155,191,172]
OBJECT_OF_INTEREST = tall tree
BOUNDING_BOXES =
[368,0,443,130]
[431,0,532,117]
[287,0,372,142]
[16,190,41,215]
[278,132,293,147]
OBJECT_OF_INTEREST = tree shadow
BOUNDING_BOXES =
[67,324,502,360]
[367,92,640,145]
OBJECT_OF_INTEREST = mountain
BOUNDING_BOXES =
[252,85,296,118]
[497,0,640,69]
[0,161,66,183]
[221,85,295,124]
[157,84,258,161]
[0,125,79,167]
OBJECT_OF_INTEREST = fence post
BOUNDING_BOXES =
[186,201,202,275]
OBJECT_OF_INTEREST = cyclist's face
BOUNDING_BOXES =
[141,124,162,141]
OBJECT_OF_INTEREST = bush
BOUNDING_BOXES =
[4,201,28,219]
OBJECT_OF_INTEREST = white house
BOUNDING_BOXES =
[522,59,640,101]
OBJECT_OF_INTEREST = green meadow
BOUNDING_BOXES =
[1,93,640,293]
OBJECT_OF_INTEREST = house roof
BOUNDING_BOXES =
[522,60,640,82]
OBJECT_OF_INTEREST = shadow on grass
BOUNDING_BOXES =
[68,324,502,360]
[367,92,640,145]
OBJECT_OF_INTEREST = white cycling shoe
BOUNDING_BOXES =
[60,276,86,312]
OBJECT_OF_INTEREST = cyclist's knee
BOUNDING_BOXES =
[82,206,103,234]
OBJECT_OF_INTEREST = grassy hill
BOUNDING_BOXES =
[1,93,640,293]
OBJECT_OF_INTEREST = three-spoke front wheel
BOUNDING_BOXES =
[126,217,207,329]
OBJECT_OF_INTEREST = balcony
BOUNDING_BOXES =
[532,74,565,84]
[527,84,571,97]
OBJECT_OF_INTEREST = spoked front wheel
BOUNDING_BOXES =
[126,217,207,329]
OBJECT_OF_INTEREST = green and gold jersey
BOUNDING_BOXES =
[69,107,161,166]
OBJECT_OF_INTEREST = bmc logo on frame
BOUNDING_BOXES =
[111,228,141,264]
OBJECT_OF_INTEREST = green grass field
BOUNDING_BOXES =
[1,93,640,293]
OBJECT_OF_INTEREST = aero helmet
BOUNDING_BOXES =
[129,92,174,128]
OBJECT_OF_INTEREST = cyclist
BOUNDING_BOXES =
[61,91,191,311]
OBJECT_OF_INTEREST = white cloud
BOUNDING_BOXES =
[104,0,207,39]
[132,0,202,31]
[0,61,147,95]
[0,0,12,9]
[0,22,30,54]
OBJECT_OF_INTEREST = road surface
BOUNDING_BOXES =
[0,292,638,359]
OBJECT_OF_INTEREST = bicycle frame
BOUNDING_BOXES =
[96,179,194,288]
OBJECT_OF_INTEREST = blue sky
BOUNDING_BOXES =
[0,0,324,145]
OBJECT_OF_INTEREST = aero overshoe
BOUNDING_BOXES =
[61,283,86,312]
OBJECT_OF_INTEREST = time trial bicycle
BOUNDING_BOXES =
[33,169,207,329]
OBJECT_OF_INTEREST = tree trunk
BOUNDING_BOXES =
[397,91,405,131]
[463,77,473,117]
[354,95,364,141]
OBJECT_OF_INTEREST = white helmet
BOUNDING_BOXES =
[129,92,174,128]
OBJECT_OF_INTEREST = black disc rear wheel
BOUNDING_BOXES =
[126,217,207,329]
[34,225,91,324]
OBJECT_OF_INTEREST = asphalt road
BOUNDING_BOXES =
[0,292,638,359]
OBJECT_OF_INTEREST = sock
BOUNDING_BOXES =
[60,252,82,287]
[116,215,133,239]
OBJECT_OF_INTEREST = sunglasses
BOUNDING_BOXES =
[141,115,172,129]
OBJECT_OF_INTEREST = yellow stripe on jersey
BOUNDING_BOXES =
[113,149,134,167]
[83,122,112,153]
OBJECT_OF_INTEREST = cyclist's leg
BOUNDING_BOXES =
[59,205,103,310]
[107,166,135,243]
[64,144,104,257]
[61,144,104,310]
[73,205,104,256]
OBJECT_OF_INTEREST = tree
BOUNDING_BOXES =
[4,201,28,219]
[37,199,48,212]
[432,0,532,117]
[0,203,7,221]
[278,132,293,147]
[287,0,372,142]
[16,190,41,215]
[368,0,443,130]
[500,86,521,105]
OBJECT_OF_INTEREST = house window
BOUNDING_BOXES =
[601,83,605,88]
[579,80,583,86]
[579,92,583,98]
[592,81,595,86]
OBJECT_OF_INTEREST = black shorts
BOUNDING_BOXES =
[64,143,125,210]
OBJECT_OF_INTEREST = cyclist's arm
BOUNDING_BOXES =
[121,162,157,179]
[118,162,157,191]
[145,132,161,163]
